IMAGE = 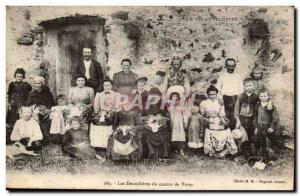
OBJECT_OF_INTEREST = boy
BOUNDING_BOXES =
[10,106,43,151]
[252,89,279,162]
[234,78,259,140]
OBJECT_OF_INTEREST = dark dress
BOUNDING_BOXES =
[7,81,32,125]
[26,87,55,143]
[142,115,170,158]
[113,71,138,96]
[107,111,143,160]
[61,128,97,159]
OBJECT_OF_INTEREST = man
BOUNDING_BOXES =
[73,46,104,93]
[216,58,243,130]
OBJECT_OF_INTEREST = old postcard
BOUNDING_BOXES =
[6,6,295,190]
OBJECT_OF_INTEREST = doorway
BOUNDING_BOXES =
[39,15,106,97]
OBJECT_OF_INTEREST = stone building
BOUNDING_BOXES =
[6,6,294,136]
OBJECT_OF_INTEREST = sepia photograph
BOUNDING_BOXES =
[5,6,295,191]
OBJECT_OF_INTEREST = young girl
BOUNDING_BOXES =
[7,68,32,127]
[90,79,119,148]
[252,89,279,162]
[250,66,266,95]
[167,86,187,156]
[186,106,205,150]
[61,116,103,161]
[200,85,237,158]
[10,106,43,151]
[49,95,69,143]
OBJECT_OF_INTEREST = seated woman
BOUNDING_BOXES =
[68,75,94,125]
[10,106,43,151]
[106,101,143,161]
[26,76,55,144]
[200,85,237,158]
[61,116,103,161]
[90,79,120,149]
[142,88,170,159]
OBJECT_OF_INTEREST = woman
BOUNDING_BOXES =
[68,75,95,122]
[112,58,139,97]
[142,88,170,159]
[26,76,55,144]
[106,101,143,161]
[90,79,119,149]
[162,56,191,96]
[200,85,237,158]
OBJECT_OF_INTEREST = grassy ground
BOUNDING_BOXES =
[6,143,294,179]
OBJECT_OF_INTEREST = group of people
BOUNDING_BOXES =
[7,45,281,166]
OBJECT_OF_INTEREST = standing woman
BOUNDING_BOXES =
[112,58,139,97]
[162,56,191,96]
[68,75,94,123]
[7,68,32,128]
[26,76,55,144]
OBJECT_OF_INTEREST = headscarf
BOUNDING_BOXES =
[33,76,45,86]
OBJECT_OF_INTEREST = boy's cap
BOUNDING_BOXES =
[252,66,263,72]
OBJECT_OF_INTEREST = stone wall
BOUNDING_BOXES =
[6,6,294,136]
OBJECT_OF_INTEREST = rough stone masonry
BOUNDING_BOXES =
[6,6,294,137]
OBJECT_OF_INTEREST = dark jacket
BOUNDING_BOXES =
[26,87,55,109]
[234,92,259,118]
[73,59,104,93]
[253,103,279,130]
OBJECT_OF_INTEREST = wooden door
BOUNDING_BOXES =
[56,25,97,96]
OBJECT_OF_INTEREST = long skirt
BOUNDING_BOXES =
[107,129,143,161]
[143,130,170,158]
[204,128,237,157]
[90,124,113,148]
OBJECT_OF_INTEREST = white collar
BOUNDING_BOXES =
[261,102,268,107]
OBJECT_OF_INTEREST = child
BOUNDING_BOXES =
[49,95,69,143]
[200,85,237,158]
[250,66,266,95]
[186,105,205,149]
[107,101,142,160]
[167,86,187,156]
[61,116,103,160]
[90,79,119,148]
[234,78,259,141]
[190,81,207,107]
[7,68,32,127]
[10,106,43,151]
[149,71,166,93]
[252,89,279,162]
